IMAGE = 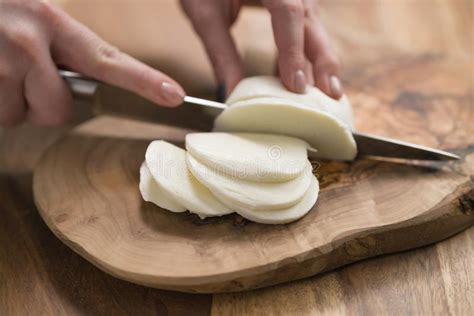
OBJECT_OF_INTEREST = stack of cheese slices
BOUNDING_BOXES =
[140,76,357,224]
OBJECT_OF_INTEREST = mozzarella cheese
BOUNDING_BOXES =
[226,76,354,128]
[214,97,357,160]
[230,176,319,224]
[186,152,313,211]
[139,76,357,224]
[144,141,232,218]
[139,162,185,213]
[186,132,310,182]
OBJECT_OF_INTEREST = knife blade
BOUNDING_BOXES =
[60,70,459,161]
[352,132,459,161]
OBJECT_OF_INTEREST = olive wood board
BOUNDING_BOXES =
[33,59,474,293]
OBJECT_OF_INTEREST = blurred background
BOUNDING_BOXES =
[51,0,473,95]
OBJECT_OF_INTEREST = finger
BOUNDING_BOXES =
[304,58,315,86]
[304,7,342,99]
[24,52,73,126]
[0,34,28,127]
[263,0,307,93]
[51,9,185,107]
[273,56,279,76]
[273,55,314,85]
[0,77,26,127]
[186,13,244,94]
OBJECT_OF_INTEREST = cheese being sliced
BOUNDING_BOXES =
[226,76,354,128]
[187,152,313,211]
[214,97,357,160]
[186,132,310,183]
[145,141,232,218]
[139,76,358,223]
[231,176,319,224]
[139,162,185,213]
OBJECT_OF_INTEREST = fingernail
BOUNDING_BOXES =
[294,70,307,93]
[216,84,226,103]
[161,82,184,106]
[329,75,343,99]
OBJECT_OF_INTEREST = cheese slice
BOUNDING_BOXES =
[214,97,357,160]
[145,141,232,218]
[226,76,354,128]
[186,132,310,182]
[187,153,313,211]
[231,176,319,224]
[139,162,185,213]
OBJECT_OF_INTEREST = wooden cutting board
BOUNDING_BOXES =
[33,56,473,293]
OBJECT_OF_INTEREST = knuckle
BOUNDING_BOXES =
[187,7,221,31]
[6,27,42,61]
[286,3,304,16]
[0,4,49,60]
[94,42,122,71]
[316,55,340,72]
[282,46,303,61]
[303,0,320,18]
[273,0,304,16]
[0,60,20,85]
[180,0,212,19]
[279,48,305,69]
[28,0,58,23]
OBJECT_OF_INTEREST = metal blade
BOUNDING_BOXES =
[353,132,460,161]
[183,96,228,110]
[94,87,459,160]
[59,70,459,161]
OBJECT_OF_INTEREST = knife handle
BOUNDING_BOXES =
[59,70,98,99]
[58,69,221,130]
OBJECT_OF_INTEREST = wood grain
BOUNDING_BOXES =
[0,174,212,316]
[1,0,473,314]
[33,55,473,293]
[212,227,474,315]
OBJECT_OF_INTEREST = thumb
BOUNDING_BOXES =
[51,8,185,107]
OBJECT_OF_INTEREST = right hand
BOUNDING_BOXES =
[180,0,342,99]
[0,0,185,128]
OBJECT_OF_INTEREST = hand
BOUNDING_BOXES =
[180,0,342,99]
[0,0,185,128]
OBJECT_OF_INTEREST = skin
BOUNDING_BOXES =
[180,0,343,97]
[0,0,185,127]
[0,0,342,128]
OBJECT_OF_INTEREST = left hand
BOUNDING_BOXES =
[180,0,343,99]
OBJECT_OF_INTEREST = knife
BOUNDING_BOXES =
[60,70,459,161]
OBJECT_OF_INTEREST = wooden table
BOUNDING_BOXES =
[1,0,473,314]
